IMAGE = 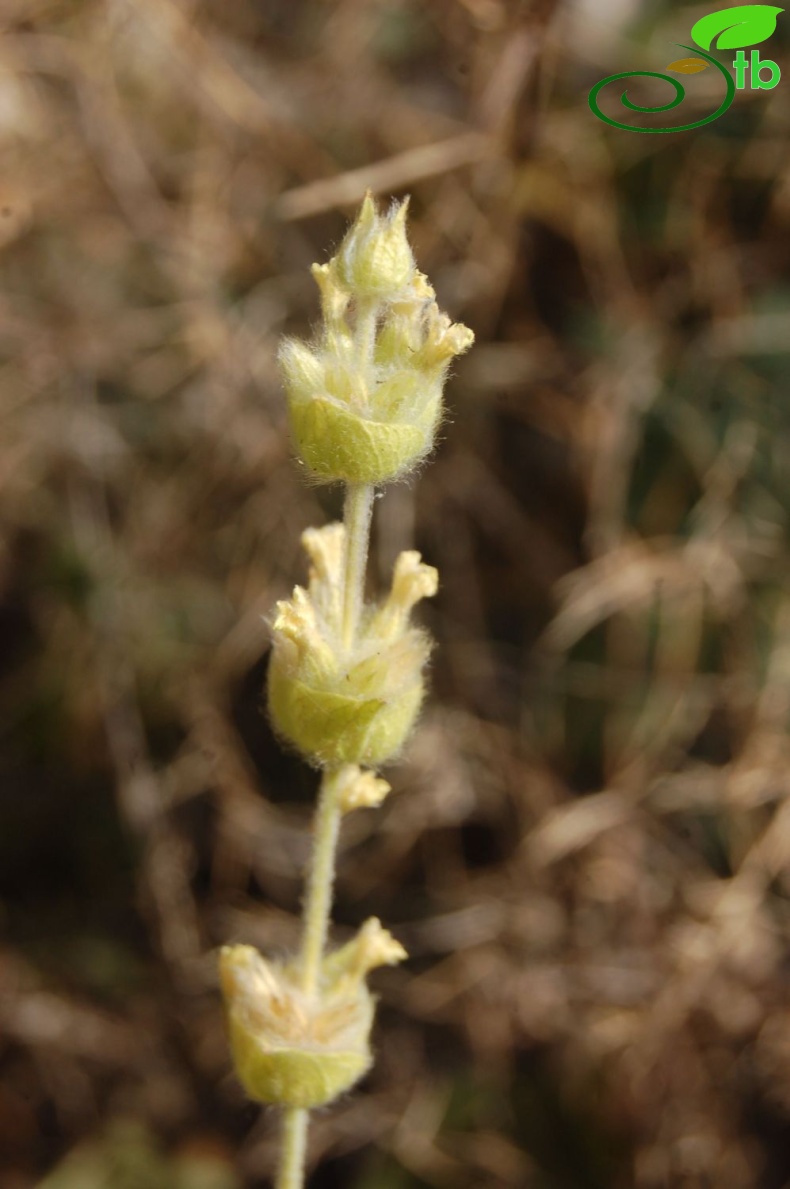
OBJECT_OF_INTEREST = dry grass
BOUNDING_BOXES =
[2,1,790,1186]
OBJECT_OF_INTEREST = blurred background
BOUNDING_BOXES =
[2,0,790,1185]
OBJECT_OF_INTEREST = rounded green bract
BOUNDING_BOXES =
[228,1013,372,1109]
[268,656,424,767]
[289,397,433,484]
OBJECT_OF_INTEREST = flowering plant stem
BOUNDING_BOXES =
[220,195,472,1189]
[341,483,375,650]
[276,349,376,1188]
[277,1107,309,1189]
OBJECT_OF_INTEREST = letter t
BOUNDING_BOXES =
[732,49,749,89]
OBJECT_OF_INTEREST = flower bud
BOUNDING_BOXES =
[335,193,415,301]
[220,919,406,1109]
[310,261,350,329]
[278,339,325,404]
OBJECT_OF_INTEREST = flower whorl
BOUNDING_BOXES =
[268,523,438,768]
[279,193,474,485]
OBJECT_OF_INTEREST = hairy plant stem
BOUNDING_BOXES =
[341,483,374,650]
[275,303,377,1189]
[298,767,344,998]
[276,1107,309,1189]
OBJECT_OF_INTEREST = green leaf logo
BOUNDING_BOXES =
[691,4,783,51]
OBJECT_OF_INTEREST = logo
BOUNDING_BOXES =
[588,4,783,133]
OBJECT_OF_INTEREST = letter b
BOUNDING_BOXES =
[751,49,780,90]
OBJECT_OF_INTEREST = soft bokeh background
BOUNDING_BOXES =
[2,0,790,1185]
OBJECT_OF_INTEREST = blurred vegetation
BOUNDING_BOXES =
[38,1120,240,1189]
[1,0,790,1186]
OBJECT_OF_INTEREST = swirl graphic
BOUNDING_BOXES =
[588,44,736,133]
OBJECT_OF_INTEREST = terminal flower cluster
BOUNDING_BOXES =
[279,194,474,484]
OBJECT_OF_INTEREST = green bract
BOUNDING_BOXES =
[268,652,425,767]
[287,391,435,486]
